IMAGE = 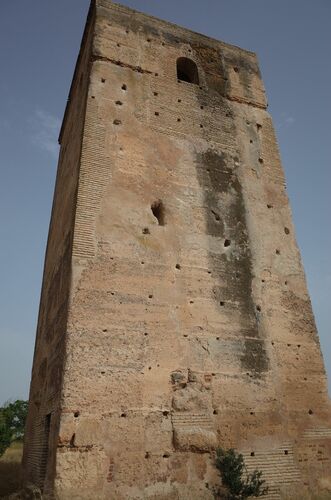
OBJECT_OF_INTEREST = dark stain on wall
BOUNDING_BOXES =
[120,9,269,376]
[195,148,268,377]
[192,44,229,96]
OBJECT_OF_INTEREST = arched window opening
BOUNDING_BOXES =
[176,57,199,84]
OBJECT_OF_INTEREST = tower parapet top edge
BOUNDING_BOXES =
[99,0,258,57]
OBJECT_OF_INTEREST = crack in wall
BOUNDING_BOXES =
[92,54,153,74]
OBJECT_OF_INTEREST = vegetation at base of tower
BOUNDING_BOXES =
[0,400,28,457]
[214,448,268,499]
[0,420,11,458]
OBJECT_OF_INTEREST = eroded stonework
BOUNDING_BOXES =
[23,1,331,498]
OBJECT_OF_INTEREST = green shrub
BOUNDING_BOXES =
[214,448,268,499]
[0,400,28,458]
[0,421,12,457]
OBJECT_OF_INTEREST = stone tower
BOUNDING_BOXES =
[23,1,331,498]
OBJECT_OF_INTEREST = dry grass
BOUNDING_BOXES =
[0,441,23,498]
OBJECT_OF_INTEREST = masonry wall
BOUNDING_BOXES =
[22,5,95,494]
[25,1,331,499]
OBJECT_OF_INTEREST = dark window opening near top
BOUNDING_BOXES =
[177,57,199,84]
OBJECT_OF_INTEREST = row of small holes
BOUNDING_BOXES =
[154,94,205,111]
[123,28,195,53]
[249,450,289,457]
[153,111,204,128]
[109,84,127,125]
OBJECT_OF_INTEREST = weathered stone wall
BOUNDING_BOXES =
[24,1,331,498]
[22,4,95,495]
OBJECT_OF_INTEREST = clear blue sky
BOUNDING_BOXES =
[0,0,330,404]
